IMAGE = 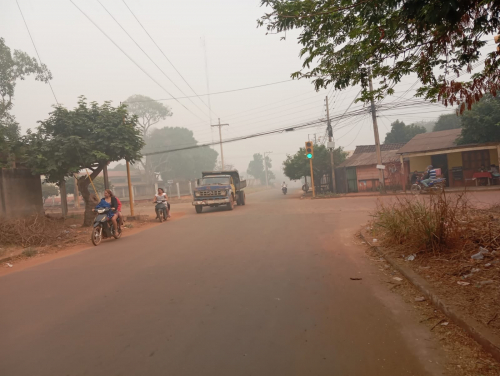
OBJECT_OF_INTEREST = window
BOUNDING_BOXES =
[462,150,490,170]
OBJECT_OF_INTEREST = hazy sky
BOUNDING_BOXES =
[1,0,476,175]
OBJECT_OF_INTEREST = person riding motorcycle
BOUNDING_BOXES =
[420,165,437,187]
[281,181,287,188]
[95,189,119,233]
[153,188,170,219]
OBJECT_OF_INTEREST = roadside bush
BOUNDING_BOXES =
[0,215,66,248]
[373,193,473,253]
[22,248,38,257]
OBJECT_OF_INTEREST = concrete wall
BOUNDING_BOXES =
[0,168,44,219]
[409,155,432,172]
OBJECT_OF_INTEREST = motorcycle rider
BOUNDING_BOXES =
[95,189,119,233]
[281,181,287,194]
[153,188,170,219]
[420,165,437,187]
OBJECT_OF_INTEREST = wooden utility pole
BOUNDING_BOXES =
[126,160,134,216]
[325,96,336,193]
[368,71,385,193]
[211,118,229,170]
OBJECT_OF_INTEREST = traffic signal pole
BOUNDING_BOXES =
[309,159,315,198]
[325,96,336,193]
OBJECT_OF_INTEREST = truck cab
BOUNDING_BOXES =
[192,171,246,213]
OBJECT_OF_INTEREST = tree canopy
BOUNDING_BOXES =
[144,127,218,182]
[124,94,172,137]
[459,94,500,144]
[26,97,144,225]
[283,145,347,185]
[433,113,462,132]
[384,120,426,144]
[247,153,275,183]
[259,0,500,110]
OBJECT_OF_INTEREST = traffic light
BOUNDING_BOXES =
[305,141,314,159]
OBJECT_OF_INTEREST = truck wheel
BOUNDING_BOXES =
[240,191,246,205]
[227,195,234,210]
[195,205,203,214]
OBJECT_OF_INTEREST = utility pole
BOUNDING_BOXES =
[325,96,336,193]
[368,70,385,193]
[126,160,135,216]
[211,118,229,170]
[103,162,110,190]
[263,151,273,186]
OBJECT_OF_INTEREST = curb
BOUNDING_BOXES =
[360,231,500,363]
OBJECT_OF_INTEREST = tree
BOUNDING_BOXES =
[26,97,144,225]
[384,120,426,144]
[283,145,347,187]
[111,162,139,171]
[144,127,218,182]
[65,175,107,197]
[41,183,59,203]
[259,1,500,110]
[459,95,500,144]
[124,95,172,138]
[247,153,275,183]
[0,38,52,165]
[433,114,461,132]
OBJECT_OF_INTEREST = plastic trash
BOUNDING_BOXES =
[393,277,403,282]
[405,254,416,261]
[471,247,489,260]
[415,297,426,302]
[372,239,378,243]
[5,263,13,268]
[457,281,470,286]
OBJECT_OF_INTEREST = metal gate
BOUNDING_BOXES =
[346,167,358,193]
[335,167,347,193]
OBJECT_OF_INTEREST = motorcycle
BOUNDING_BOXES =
[155,200,168,222]
[411,177,446,195]
[91,208,121,246]
[282,186,287,195]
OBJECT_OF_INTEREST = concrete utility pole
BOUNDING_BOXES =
[368,70,385,193]
[263,151,273,186]
[126,160,134,216]
[103,162,110,190]
[325,96,336,193]
[211,118,229,170]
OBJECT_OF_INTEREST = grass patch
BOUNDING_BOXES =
[22,248,38,257]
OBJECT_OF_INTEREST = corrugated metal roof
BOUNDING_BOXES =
[338,148,401,168]
[353,143,406,154]
[397,129,462,154]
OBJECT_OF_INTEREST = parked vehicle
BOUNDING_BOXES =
[155,200,168,222]
[282,186,287,195]
[193,170,246,213]
[302,183,309,193]
[411,177,446,195]
[91,208,122,246]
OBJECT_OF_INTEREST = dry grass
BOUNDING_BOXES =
[0,215,74,248]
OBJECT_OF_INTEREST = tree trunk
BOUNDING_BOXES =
[59,180,68,218]
[77,167,103,227]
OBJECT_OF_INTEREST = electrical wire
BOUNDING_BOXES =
[15,0,58,105]
[70,0,206,122]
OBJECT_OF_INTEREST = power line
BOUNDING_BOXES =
[70,0,205,122]
[123,79,295,104]
[15,0,58,105]
[97,0,210,119]
[121,0,217,118]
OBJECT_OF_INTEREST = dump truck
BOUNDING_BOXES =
[192,170,246,213]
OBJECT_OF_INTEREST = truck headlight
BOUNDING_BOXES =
[195,191,200,197]
[221,190,227,196]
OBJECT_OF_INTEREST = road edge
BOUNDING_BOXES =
[359,230,500,363]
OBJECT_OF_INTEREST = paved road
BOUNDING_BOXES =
[1,189,446,376]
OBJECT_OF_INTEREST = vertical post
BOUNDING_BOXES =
[126,160,134,216]
[73,174,80,208]
[103,163,110,190]
[400,155,406,192]
[264,154,269,186]
[326,96,336,193]
[189,181,193,196]
[309,159,316,198]
[211,119,229,171]
[176,182,180,198]
[368,71,385,193]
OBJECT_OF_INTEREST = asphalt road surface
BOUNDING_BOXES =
[0,189,446,376]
